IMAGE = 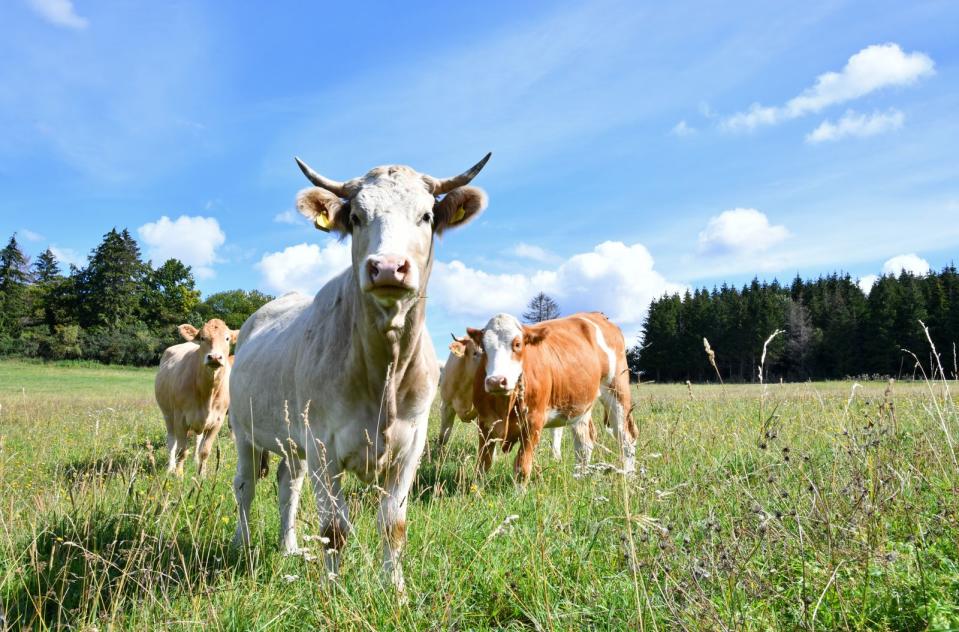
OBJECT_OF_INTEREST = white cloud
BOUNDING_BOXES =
[26,0,89,29]
[882,253,931,276]
[49,245,84,268]
[273,210,300,225]
[697,208,790,255]
[671,120,696,137]
[19,229,44,242]
[257,241,352,295]
[723,43,934,131]
[806,109,904,143]
[137,215,226,279]
[508,242,560,264]
[858,274,878,295]
[432,241,684,342]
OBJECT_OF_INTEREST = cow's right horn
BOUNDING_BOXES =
[295,157,353,197]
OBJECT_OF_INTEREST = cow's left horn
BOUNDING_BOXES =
[295,157,352,197]
[428,152,492,195]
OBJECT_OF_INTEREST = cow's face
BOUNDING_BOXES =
[469,313,528,395]
[449,334,484,371]
[178,319,238,370]
[294,156,489,309]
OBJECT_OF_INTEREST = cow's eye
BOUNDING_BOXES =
[512,341,522,352]
[350,213,361,227]
[419,212,433,225]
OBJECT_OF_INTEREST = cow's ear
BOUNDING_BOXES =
[433,186,487,233]
[296,187,349,235]
[466,326,484,346]
[229,329,241,344]
[449,340,466,357]
[178,324,199,341]
[523,328,548,346]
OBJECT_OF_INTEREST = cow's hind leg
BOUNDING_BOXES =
[232,439,263,548]
[551,427,563,460]
[570,407,595,475]
[277,454,307,555]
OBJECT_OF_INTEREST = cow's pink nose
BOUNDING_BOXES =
[486,375,508,392]
[367,255,411,287]
[206,353,224,366]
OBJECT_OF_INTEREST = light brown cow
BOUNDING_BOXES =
[155,319,238,477]
[434,334,482,458]
[469,312,636,483]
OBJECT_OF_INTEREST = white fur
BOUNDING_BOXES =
[480,313,525,391]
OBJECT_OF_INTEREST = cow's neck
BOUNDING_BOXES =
[350,260,432,418]
[195,364,227,404]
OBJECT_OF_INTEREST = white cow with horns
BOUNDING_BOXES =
[229,153,491,592]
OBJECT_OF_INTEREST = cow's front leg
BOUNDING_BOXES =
[379,415,427,594]
[476,418,505,476]
[306,436,350,578]
[551,427,564,460]
[196,420,224,477]
[169,420,189,477]
[513,410,543,485]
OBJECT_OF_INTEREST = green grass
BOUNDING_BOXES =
[1,361,958,630]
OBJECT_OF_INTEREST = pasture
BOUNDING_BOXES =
[1,360,958,630]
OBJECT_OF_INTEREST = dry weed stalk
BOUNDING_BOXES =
[703,337,727,397]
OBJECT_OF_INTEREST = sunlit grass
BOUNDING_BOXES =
[1,361,957,629]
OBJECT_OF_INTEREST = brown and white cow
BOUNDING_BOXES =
[230,154,490,593]
[155,319,238,477]
[469,312,636,482]
[437,332,583,461]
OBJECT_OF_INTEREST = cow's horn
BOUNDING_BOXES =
[295,157,352,197]
[429,152,492,195]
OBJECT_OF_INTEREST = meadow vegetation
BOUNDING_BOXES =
[1,361,957,630]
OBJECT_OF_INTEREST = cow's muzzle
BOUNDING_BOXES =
[205,353,225,368]
[485,375,511,394]
[365,255,416,297]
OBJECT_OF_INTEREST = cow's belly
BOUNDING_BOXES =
[542,403,592,429]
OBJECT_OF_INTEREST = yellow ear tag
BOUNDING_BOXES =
[451,206,466,224]
[314,213,334,231]
[449,342,465,357]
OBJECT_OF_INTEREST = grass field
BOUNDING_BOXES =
[1,359,958,630]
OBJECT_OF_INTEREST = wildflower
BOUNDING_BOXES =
[490,514,520,538]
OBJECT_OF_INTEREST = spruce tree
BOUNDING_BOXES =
[0,234,31,337]
[76,228,148,328]
[522,292,560,324]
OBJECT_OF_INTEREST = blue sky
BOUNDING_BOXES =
[2,0,957,350]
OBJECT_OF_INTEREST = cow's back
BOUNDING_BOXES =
[230,290,325,445]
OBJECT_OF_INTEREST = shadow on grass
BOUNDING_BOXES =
[58,444,165,485]
[1,505,246,629]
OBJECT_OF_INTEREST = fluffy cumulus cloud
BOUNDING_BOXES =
[697,208,789,255]
[858,274,879,295]
[138,215,226,279]
[723,43,934,132]
[882,253,931,276]
[806,109,904,143]
[26,0,88,29]
[432,241,684,342]
[257,240,352,295]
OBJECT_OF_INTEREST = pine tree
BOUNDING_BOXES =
[31,248,65,335]
[0,234,32,337]
[523,292,560,324]
[76,228,148,328]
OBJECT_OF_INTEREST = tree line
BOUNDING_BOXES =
[633,268,959,383]
[0,231,272,365]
